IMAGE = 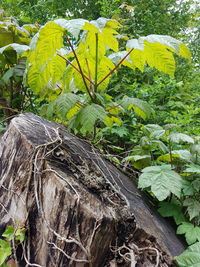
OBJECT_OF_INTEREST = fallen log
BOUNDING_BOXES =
[0,113,185,266]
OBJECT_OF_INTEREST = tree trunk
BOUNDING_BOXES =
[0,113,185,267]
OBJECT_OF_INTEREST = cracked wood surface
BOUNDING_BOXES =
[0,113,185,266]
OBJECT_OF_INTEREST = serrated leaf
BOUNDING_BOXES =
[158,202,185,225]
[0,240,11,265]
[2,226,15,241]
[185,164,200,174]
[183,198,200,220]
[74,103,106,134]
[0,43,29,56]
[27,21,66,94]
[54,93,81,119]
[143,124,165,139]
[120,97,154,120]
[158,150,192,163]
[15,227,26,243]
[138,165,183,201]
[123,155,151,162]
[169,133,194,144]
[175,242,200,267]
[177,222,200,245]
[54,18,87,39]
[126,34,190,76]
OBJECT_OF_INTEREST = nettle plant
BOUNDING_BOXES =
[25,17,190,135]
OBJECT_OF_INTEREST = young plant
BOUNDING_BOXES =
[0,225,25,266]
[25,17,190,135]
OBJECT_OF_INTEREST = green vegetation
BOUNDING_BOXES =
[0,0,200,265]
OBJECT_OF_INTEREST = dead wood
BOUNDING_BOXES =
[0,113,185,266]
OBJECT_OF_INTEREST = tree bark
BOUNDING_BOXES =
[0,113,185,267]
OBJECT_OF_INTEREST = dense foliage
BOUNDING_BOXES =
[0,1,200,266]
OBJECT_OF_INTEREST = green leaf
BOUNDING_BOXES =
[158,150,192,163]
[158,201,185,225]
[138,165,183,201]
[126,35,190,76]
[143,124,165,139]
[183,198,200,220]
[0,43,30,56]
[169,133,194,144]
[73,103,107,134]
[54,18,87,39]
[177,223,200,245]
[27,21,66,94]
[120,97,154,120]
[2,226,15,241]
[175,242,200,267]
[53,93,81,119]
[2,68,14,84]
[0,240,11,265]
[185,164,200,174]
[15,228,26,243]
[123,155,151,162]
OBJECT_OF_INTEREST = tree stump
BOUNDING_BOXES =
[0,113,185,266]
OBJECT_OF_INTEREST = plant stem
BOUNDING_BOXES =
[85,58,94,94]
[94,33,98,93]
[57,54,94,86]
[66,36,95,102]
[97,48,134,87]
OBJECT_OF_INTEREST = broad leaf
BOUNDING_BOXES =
[0,43,29,56]
[120,97,154,120]
[177,222,200,245]
[185,164,200,174]
[143,124,165,139]
[158,201,185,225]
[158,149,192,163]
[48,93,81,119]
[183,198,200,220]
[2,226,15,241]
[126,34,190,76]
[72,103,107,134]
[175,242,200,267]
[169,133,194,144]
[0,240,11,265]
[138,165,183,201]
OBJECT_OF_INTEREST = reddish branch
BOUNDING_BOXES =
[97,48,134,87]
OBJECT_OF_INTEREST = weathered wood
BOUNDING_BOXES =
[0,113,185,266]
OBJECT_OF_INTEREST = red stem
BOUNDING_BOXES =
[66,37,95,102]
[97,48,134,87]
[57,54,94,86]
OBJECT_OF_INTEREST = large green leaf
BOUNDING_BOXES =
[183,198,200,220]
[175,242,200,267]
[158,149,192,163]
[54,18,87,39]
[0,240,11,265]
[143,124,165,139]
[185,164,200,174]
[0,43,30,56]
[47,93,81,119]
[126,34,190,76]
[158,201,185,225]
[73,103,107,134]
[120,97,154,120]
[27,21,66,94]
[169,133,194,144]
[138,165,183,201]
[177,223,200,245]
